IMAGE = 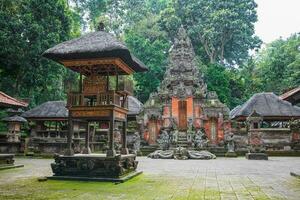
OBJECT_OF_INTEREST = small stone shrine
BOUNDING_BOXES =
[42,24,147,182]
[142,27,229,159]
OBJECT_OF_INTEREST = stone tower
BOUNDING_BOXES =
[158,26,207,100]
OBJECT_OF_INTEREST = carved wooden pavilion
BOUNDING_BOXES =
[42,28,147,181]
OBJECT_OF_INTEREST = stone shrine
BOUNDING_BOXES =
[142,27,230,150]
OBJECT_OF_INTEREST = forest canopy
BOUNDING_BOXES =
[0,0,299,109]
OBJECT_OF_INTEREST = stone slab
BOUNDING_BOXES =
[0,164,24,170]
[47,171,142,183]
[245,153,268,160]
[225,152,238,157]
[290,172,300,178]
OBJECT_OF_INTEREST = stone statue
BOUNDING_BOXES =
[226,133,235,153]
[193,128,209,149]
[157,129,170,150]
[131,132,141,154]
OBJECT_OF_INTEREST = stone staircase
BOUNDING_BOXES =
[177,132,189,147]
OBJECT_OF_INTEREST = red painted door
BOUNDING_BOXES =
[178,100,187,130]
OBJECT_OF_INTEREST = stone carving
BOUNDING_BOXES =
[193,128,209,149]
[51,154,138,177]
[148,147,216,160]
[226,133,235,153]
[157,129,170,150]
[132,132,141,154]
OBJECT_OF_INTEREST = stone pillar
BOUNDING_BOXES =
[82,121,91,154]
[121,120,129,155]
[106,111,116,157]
[65,115,74,156]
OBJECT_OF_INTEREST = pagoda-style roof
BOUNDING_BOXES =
[0,91,28,108]
[128,96,143,116]
[230,92,300,120]
[22,97,143,120]
[2,115,27,123]
[43,31,148,75]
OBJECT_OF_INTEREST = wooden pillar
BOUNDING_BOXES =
[106,111,116,157]
[65,115,74,156]
[121,118,129,155]
[82,121,91,154]
[79,74,83,92]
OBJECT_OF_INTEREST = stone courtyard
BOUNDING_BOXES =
[0,157,299,200]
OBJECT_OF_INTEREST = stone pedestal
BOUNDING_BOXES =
[225,151,238,157]
[49,153,141,182]
[0,154,24,170]
[245,153,268,160]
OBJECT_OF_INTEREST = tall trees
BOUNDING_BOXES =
[159,0,261,65]
[255,34,300,94]
[0,0,79,106]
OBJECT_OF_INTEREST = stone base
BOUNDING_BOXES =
[245,153,268,160]
[0,154,24,170]
[0,154,15,165]
[290,172,300,178]
[50,153,139,181]
[0,164,24,170]
[48,171,142,183]
[225,152,238,157]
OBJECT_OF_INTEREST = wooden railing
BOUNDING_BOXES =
[67,91,128,108]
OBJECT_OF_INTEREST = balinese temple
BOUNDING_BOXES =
[230,92,300,151]
[142,27,230,146]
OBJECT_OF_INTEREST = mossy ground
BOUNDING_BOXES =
[0,173,295,200]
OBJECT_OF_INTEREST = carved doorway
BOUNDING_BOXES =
[178,100,187,130]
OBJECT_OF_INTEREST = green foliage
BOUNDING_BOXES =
[0,0,79,107]
[255,34,300,94]
[124,16,170,102]
[159,0,261,65]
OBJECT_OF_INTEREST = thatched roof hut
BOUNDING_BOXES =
[22,101,68,121]
[2,115,27,123]
[230,92,300,120]
[42,31,148,74]
[22,97,143,121]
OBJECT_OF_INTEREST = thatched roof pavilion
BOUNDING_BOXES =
[43,31,147,76]
[230,92,300,121]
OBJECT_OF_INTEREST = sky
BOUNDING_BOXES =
[255,0,300,44]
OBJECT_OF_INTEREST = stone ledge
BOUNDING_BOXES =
[0,164,24,170]
[290,172,300,178]
[245,153,268,160]
[47,171,143,183]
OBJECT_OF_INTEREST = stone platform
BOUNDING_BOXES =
[49,153,140,182]
[245,153,268,160]
[0,154,24,170]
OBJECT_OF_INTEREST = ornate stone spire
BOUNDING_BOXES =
[158,26,207,99]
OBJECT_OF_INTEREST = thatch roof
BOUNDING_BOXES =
[42,31,148,73]
[22,97,143,120]
[128,96,143,116]
[2,115,27,122]
[22,101,68,120]
[230,93,300,120]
